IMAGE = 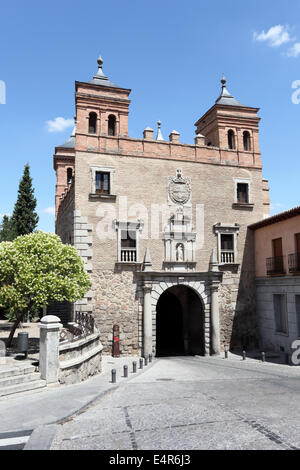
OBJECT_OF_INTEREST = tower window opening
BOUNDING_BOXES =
[88,112,97,134]
[67,168,73,184]
[108,115,116,136]
[243,131,251,151]
[228,129,235,150]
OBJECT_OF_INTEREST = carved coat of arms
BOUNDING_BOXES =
[168,169,191,205]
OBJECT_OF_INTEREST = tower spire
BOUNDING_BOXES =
[156,120,164,141]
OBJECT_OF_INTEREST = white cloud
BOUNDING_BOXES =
[287,42,300,57]
[42,206,55,215]
[253,25,291,47]
[46,117,74,133]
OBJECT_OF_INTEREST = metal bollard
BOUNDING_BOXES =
[17,332,28,359]
[224,346,228,359]
[149,354,152,363]
[144,357,148,366]
[261,352,265,362]
[132,361,137,373]
[123,365,128,378]
[242,350,246,360]
[139,358,144,369]
[111,369,116,383]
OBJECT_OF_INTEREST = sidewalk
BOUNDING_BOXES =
[0,354,153,446]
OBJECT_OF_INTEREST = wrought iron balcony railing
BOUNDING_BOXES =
[266,256,285,275]
[288,253,300,273]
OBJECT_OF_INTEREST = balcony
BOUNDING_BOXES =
[266,256,285,275]
[288,253,300,273]
[220,250,235,264]
[120,248,137,263]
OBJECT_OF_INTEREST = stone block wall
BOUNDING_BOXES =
[59,331,103,385]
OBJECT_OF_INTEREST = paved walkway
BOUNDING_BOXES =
[0,355,149,448]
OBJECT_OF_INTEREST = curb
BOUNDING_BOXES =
[24,424,57,451]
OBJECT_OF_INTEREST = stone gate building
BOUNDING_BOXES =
[53,56,270,357]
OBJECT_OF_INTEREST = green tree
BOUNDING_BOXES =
[0,215,16,242]
[11,163,39,237]
[0,231,91,347]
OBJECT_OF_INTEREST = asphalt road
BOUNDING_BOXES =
[50,355,300,450]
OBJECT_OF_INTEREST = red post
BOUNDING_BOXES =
[112,324,120,357]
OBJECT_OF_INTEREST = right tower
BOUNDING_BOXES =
[195,76,262,167]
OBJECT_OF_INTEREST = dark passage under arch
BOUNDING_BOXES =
[156,285,204,357]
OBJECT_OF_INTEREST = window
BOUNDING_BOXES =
[108,115,116,136]
[237,183,249,203]
[121,227,137,262]
[113,220,144,263]
[90,166,115,198]
[67,168,73,184]
[220,234,234,263]
[88,112,97,134]
[273,294,287,334]
[227,129,235,150]
[214,223,240,265]
[267,238,284,275]
[95,171,110,194]
[243,131,251,151]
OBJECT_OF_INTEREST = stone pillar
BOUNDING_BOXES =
[39,315,62,384]
[210,282,220,355]
[143,285,152,358]
[0,340,6,365]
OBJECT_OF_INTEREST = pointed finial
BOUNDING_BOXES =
[156,120,164,141]
[221,74,226,87]
[143,248,152,272]
[93,54,108,81]
[97,55,103,68]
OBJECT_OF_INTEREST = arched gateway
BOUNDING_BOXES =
[136,268,222,358]
[156,285,204,356]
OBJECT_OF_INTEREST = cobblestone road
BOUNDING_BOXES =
[51,355,300,450]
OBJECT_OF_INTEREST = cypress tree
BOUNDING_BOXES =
[11,164,39,236]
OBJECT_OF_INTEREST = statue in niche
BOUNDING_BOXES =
[176,243,184,262]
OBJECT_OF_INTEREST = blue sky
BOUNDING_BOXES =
[1,0,300,232]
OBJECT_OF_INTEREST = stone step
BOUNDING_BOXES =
[0,378,46,397]
[0,364,35,379]
[0,372,41,388]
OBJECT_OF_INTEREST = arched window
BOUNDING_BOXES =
[243,131,251,151]
[228,130,235,150]
[88,112,97,134]
[108,115,116,136]
[67,168,73,184]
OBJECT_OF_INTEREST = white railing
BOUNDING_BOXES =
[221,251,235,264]
[120,249,137,262]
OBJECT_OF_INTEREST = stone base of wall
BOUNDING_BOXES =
[92,270,140,356]
[59,332,103,385]
[219,266,257,351]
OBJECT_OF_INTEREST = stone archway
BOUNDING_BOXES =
[137,272,222,358]
[156,285,205,357]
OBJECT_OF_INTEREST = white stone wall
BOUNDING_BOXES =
[256,276,300,353]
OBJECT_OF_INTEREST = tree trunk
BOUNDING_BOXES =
[6,308,28,348]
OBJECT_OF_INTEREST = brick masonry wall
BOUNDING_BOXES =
[67,149,266,353]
